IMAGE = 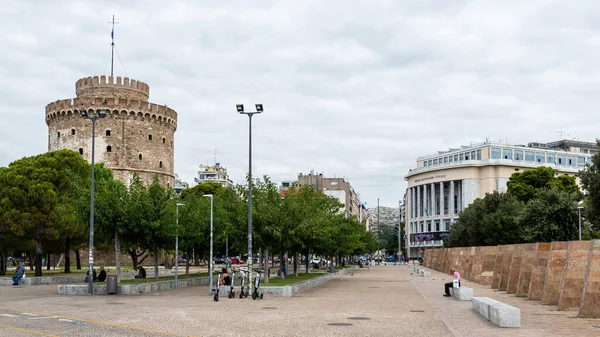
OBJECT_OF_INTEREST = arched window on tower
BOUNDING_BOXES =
[79,148,83,155]
[162,137,166,144]
[107,146,112,153]
[106,130,111,136]
[71,129,76,135]
[149,134,152,141]
[57,132,60,138]
[159,161,163,168]
[139,153,143,160]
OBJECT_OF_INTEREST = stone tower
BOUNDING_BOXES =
[45,75,177,188]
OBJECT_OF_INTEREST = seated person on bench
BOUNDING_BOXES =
[135,266,147,279]
[97,266,107,282]
[220,268,231,286]
[443,268,461,297]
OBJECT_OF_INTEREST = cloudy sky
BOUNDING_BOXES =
[1,1,599,208]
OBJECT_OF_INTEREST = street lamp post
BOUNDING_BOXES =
[203,194,214,295]
[175,203,185,288]
[80,108,108,295]
[398,200,402,262]
[578,201,584,241]
[237,103,262,297]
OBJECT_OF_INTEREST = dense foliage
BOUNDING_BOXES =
[0,150,375,277]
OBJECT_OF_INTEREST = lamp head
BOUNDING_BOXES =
[203,194,213,198]
[255,104,263,112]
[177,203,185,207]
[236,104,244,113]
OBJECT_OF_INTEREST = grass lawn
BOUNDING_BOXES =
[119,272,210,285]
[0,267,91,277]
[262,272,327,287]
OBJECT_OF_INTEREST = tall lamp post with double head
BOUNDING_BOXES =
[175,203,185,288]
[237,103,262,296]
[203,194,214,294]
[578,201,584,241]
[80,108,108,295]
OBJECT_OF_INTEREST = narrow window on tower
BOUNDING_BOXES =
[106,130,111,136]
[79,148,83,155]
[57,132,60,138]
[162,137,166,144]
[139,154,143,160]
[71,129,75,135]
[149,134,152,141]
[107,146,112,153]
[159,161,163,168]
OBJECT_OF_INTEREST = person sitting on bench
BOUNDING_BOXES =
[220,268,231,286]
[443,268,461,297]
[97,266,107,282]
[135,266,147,279]
[12,263,26,286]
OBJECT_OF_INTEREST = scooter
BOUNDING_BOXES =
[213,270,222,302]
[227,270,236,299]
[252,270,264,300]
[238,267,249,298]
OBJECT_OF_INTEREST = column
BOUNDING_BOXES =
[416,185,421,218]
[440,181,445,218]
[412,187,416,220]
[423,184,428,217]
[449,181,455,229]
[457,180,463,213]
[431,182,436,217]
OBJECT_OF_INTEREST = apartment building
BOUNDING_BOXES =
[404,139,597,259]
[194,163,234,188]
[297,172,360,219]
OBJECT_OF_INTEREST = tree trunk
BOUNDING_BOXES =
[64,238,71,273]
[293,251,298,277]
[263,247,269,284]
[115,230,121,282]
[34,240,43,276]
[75,250,81,270]
[46,253,51,270]
[154,249,159,279]
[0,252,5,276]
[279,251,285,280]
[304,248,310,273]
[185,252,190,275]
[194,249,199,266]
[129,250,139,270]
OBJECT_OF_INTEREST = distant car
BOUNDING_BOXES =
[213,257,226,264]
[230,258,244,265]
[177,258,186,264]
[386,256,396,263]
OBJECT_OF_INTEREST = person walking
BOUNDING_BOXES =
[443,268,461,297]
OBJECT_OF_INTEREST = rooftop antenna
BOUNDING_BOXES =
[108,15,119,77]
[556,127,568,140]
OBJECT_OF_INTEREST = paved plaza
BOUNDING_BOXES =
[1,265,600,336]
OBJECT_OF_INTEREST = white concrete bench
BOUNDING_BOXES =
[450,286,473,300]
[472,297,520,328]
[422,271,430,277]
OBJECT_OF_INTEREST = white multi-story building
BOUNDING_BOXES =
[194,163,233,188]
[404,139,596,259]
[173,174,189,197]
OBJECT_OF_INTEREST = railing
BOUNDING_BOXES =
[406,158,583,176]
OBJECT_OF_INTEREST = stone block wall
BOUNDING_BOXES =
[423,239,600,318]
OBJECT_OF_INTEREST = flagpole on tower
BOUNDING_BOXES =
[108,15,119,77]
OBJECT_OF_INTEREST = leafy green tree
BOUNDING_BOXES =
[445,191,525,247]
[580,142,600,229]
[0,150,89,276]
[507,166,580,203]
[519,188,581,242]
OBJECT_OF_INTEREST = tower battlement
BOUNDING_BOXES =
[75,75,150,100]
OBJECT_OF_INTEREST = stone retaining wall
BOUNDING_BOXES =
[423,240,600,318]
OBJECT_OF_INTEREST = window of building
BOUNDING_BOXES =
[162,137,166,144]
[454,197,458,214]
[427,223,431,232]
[449,155,453,162]
[435,222,440,231]
[536,153,545,163]
[106,130,111,136]
[491,148,501,159]
[71,129,75,135]
[57,132,60,138]
[139,154,143,160]
[477,149,482,160]
[453,154,458,161]
[459,153,464,161]
[428,160,432,166]
[107,146,112,152]
[159,161,163,168]
[444,157,448,163]
[433,159,438,165]
[471,151,476,160]
[465,153,469,160]
[502,148,512,159]
[568,157,575,166]
[445,221,450,231]
[78,148,83,155]
[557,156,565,165]
[514,150,523,160]
[578,157,586,164]
[525,151,534,161]
[420,223,424,233]
[423,161,428,167]
[436,196,440,215]
[547,154,555,163]
[148,134,152,141]
[444,196,448,214]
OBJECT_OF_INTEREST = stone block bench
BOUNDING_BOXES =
[450,286,473,301]
[472,297,520,328]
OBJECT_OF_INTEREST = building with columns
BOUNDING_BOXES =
[403,139,597,259]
